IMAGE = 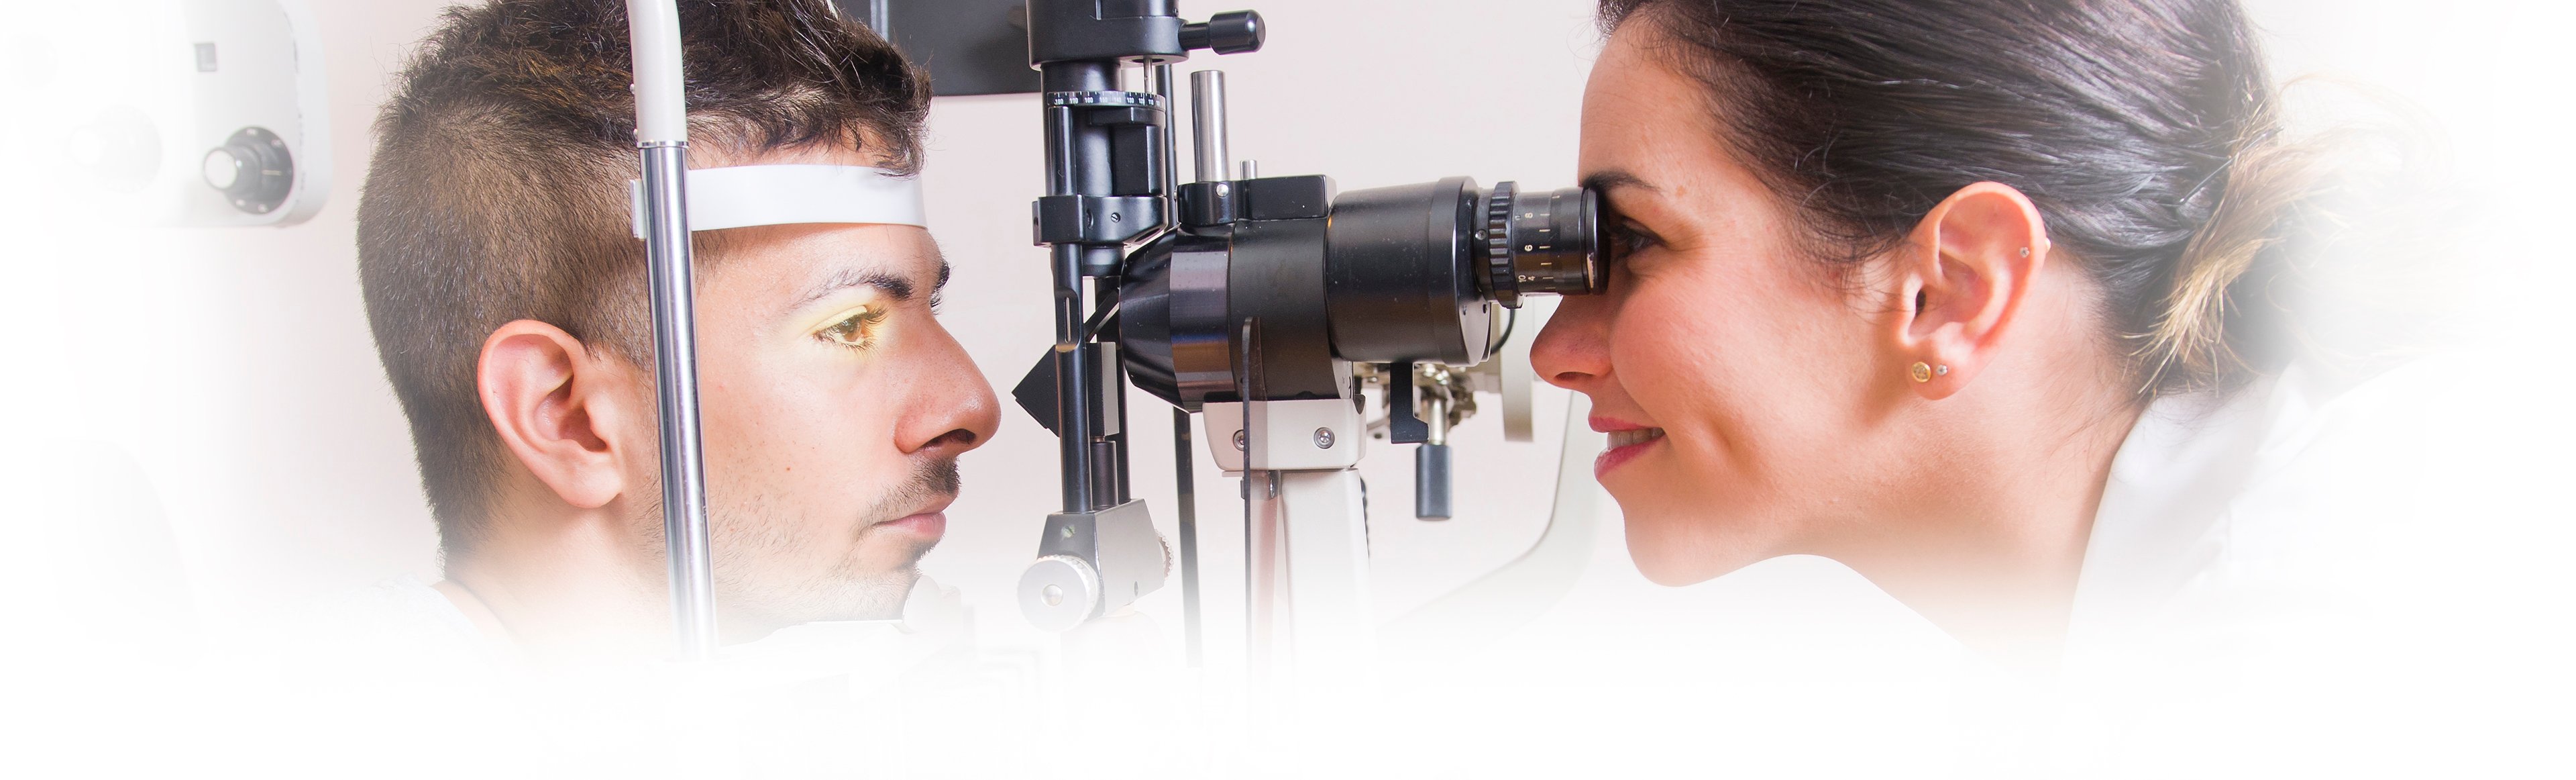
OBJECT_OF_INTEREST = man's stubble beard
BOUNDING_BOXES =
[635,456,962,628]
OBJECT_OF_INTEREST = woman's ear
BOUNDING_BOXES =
[476,320,638,509]
[1891,182,2051,400]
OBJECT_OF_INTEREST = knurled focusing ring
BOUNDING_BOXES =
[1482,181,1522,305]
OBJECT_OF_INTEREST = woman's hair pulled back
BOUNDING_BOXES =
[1601,0,2332,396]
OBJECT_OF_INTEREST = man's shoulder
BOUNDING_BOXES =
[327,577,483,643]
[272,577,513,683]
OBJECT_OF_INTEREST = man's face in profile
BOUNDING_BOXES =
[626,147,1000,629]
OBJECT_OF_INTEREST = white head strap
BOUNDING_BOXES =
[629,164,927,238]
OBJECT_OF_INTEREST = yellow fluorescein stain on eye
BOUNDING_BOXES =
[818,305,889,349]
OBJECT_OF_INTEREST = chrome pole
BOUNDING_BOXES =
[629,0,717,661]
[1189,70,1230,183]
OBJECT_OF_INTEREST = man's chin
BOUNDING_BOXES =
[820,565,923,622]
[721,565,922,628]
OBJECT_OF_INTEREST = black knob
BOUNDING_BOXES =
[1180,10,1264,54]
[201,126,295,215]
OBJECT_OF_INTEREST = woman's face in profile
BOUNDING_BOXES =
[1534,24,1911,585]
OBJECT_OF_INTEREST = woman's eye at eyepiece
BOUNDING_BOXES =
[1609,222,1660,258]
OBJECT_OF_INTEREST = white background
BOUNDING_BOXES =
[4,0,2571,775]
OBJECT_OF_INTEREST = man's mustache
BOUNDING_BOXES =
[867,456,961,524]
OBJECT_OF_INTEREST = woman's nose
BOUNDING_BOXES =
[1531,294,1615,391]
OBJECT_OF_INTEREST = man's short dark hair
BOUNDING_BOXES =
[356,0,929,558]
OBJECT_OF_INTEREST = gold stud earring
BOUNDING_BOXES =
[1910,362,1933,383]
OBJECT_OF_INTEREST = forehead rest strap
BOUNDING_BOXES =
[631,164,926,238]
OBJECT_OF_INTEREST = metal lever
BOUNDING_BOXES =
[1387,360,1430,444]
[1387,360,1454,519]
[1416,443,1452,520]
[1173,407,1203,665]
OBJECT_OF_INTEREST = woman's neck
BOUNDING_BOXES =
[1835,381,2144,670]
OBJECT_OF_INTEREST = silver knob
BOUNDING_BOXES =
[201,148,243,191]
[1018,554,1103,632]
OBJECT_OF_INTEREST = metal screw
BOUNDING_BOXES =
[1232,430,1248,450]
[1313,427,1336,449]
[1059,525,1075,538]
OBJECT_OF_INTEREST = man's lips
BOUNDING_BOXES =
[1590,415,1667,479]
[873,495,955,540]
[878,512,946,539]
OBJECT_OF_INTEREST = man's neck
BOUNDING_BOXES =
[437,512,672,667]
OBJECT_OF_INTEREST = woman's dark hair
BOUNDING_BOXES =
[1600,0,2342,397]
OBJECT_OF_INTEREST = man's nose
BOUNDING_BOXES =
[1531,293,1617,391]
[897,326,1002,459]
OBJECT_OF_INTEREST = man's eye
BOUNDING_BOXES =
[817,305,889,350]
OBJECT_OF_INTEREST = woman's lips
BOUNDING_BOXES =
[1591,418,1667,479]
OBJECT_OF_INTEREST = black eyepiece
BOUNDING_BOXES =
[1479,183,1599,307]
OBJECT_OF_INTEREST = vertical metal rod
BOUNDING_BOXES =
[1051,250,1095,514]
[1173,407,1202,667]
[1246,472,1279,682]
[1041,60,1113,514]
[1101,281,1133,505]
[863,0,890,37]
[628,0,715,660]
[1238,318,1279,681]
[640,144,716,659]
[1189,70,1230,183]
[1152,63,1178,197]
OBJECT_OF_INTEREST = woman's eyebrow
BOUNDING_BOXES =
[1582,169,1660,197]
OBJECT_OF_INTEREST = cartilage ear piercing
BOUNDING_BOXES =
[2019,246,2031,258]
[1910,362,1933,383]
[1935,364,1949,377]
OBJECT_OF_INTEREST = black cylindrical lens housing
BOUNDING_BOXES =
[1323,177,1493,365]
[1120,176,1602,409]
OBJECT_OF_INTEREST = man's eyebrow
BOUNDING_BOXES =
[794,266,919,309]
[1582,169,1660,197]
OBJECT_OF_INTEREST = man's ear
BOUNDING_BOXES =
[476,320,637,509]
[1891,182,2051,400]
